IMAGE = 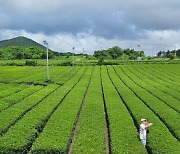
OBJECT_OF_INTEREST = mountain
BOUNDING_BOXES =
[0,36,45,49]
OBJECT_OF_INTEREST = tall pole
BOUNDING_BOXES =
[83,48,85,55]
[59,48,61,57]
[43,41,49,81]
[175,43,177,57]
[72,47,75,67]
[137,44,140,64]
[122,51,124,61]
[83,48,85,65]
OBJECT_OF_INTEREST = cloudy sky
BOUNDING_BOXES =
[0,0,180,55]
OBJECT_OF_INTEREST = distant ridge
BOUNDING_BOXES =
[0,36,45,49]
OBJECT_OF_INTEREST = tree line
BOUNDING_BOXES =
[1,45,179,60]
[0,46,55,59]
[157,49,180,59]
[93,46,145,60]
[0,46,89,60]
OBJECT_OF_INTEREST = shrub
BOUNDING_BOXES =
[97,57,104,65]
[25,60,37,66]
[169,53,175,60]
[60,61,72,66]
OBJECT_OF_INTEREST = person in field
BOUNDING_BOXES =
[139,118,153,147]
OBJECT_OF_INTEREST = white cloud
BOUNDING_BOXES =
[1,29,180,56]
[1,0,180,40]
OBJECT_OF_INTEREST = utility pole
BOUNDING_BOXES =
[72,47,75,67]
[137,44,141,64]
[43,41,50,81]
[175,43,177,57]
[83,48,85,65]
[83,48,85,55]
[122,51,124,61]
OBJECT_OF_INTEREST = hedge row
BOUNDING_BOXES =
[143,65,180,83]
[107,66,180,154]
[114,66,180,140]
[136,65,180,92]
[101,66,147,153]
[0,84,58,136]
[48,66,71,83]
[0,66,74,85]
[154,66,180,81]
[126,65,180,101]
[0,67,86,153]
[121,66,180,112]
[130,65,180,94]
[0,83,15,91]
[55,66,81,85]
[15,66,73,84]
[0,85,43,112]
[31,67,93,153]
[14,67,47,83]
[72,66,106,153]
[0,66,40,83]
[0,84,28,99]
[158,64,180,74]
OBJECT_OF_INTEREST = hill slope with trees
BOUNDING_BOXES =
[0,36,45,49]
[0,36,58,59]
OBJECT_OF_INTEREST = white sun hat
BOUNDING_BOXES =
[141,118,147,122]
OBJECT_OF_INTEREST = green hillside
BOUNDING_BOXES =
[0,36,58,60]
[0,36,45,49]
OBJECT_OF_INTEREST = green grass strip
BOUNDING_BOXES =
[114,66,180,140]
[0,84,28,99]
[31,66,93,153]
[107,66,180,154]
[72,66,106,154]
[0,67,86,153]
[126,65,180,101]
[121,66,180,112]
[101,66,147,153]
[0,85,43,112]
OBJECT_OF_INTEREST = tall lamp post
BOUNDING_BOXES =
[83,48,85,55]
[43,41,50,81]
[137,44,141,64]
[175,43,177,57]
[83,48,85,65]
[72,47,75,67]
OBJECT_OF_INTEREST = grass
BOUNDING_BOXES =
[0,64,179,153]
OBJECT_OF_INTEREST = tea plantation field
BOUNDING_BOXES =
[0,64,179,154]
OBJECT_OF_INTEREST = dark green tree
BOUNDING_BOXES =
[108,46,123,59]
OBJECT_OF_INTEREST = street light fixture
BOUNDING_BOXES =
[175,43,177,57]
[72,47,75,67]
[83,48,85,65]
[43,40,50,81]
[137,44,141,64]
[83,48,85,55]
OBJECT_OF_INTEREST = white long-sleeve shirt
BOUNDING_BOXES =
[139,124,147,139]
